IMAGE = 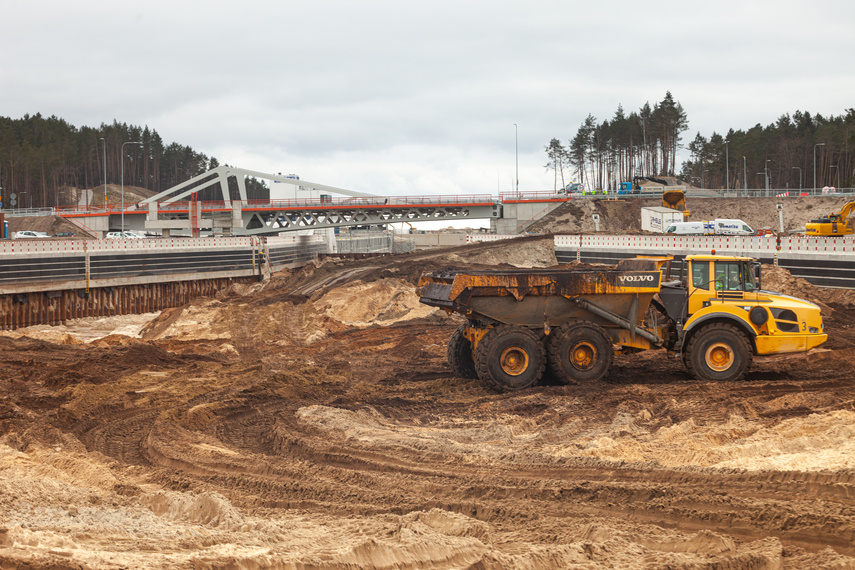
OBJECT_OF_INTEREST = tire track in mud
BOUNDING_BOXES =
[3,242,855,567]
[114,372,855,558]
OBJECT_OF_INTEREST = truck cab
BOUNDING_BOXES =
[659,255,826,357]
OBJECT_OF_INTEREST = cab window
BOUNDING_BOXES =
[743,263,757,291]
[692,261,710,289]
[714,262,744,291]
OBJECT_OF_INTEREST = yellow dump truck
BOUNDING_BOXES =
[417,255,826,391]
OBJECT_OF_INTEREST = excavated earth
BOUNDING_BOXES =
[2,235,855,568]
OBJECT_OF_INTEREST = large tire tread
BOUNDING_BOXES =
[547,321,614,384]
[447,324,477,379]
[685,322,753,382]
[473,326,545,392]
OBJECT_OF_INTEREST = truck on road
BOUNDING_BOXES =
[665,219,755,236]
[418,255,826,391]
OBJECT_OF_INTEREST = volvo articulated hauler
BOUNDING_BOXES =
[417,255,827,392]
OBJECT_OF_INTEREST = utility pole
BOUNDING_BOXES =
[514,123,518,195]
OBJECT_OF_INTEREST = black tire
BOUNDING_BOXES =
[473,326,546,392]
[447,324,477,379]
[685,322,753,382]
[547,321,614,383]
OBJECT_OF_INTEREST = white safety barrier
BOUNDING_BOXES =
[0,236,257,255]
[0,234,330,295]
[466,234,518,242]
[555,234,855,255]
[554,234,855,289]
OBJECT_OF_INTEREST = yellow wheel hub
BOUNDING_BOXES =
[500,346,529,376]
[571,342,597,370]
[705,342,734,372]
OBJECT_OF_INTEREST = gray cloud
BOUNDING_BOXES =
[2,0,852,197]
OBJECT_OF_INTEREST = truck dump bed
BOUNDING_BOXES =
[418,259,669,341]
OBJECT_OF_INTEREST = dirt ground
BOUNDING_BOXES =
[2,234,855,568]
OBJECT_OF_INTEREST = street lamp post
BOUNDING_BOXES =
[100,137,107,209]
[120,141,142,233]
[792,167,802,190]
[814,142,826,192]
[724,140,729,192]
[513,124,518,195]
[765,160,772,196]
[742,156,747,196]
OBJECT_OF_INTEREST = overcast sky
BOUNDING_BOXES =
[2,0,853,199]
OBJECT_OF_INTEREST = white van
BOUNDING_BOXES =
[710,219,754,236]
[664,219,754,236]
[106,230,145,239]
[664,221,709,235]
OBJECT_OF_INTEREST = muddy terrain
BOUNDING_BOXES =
[2,235,855,568]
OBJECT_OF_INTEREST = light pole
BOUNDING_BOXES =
[814,142,825,192]
[742,156,747,196]
[724,140,729,192]
[765,160,771,196]
[792,167,802,190]
[100,137,107,209]
[121,141,142,233]
[513,123,518,195]
[830,165,839,190]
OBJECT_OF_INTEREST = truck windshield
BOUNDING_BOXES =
[743,262,757,291]
[714,261,754,291]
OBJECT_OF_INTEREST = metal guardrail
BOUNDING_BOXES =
[335,232,415,254]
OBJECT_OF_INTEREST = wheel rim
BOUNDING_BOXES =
[500,346,529,376]
[705,342,734,371]
[570,341,598,370]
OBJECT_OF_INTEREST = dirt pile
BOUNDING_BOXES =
[1,234,855,568]
[531,195,854,235]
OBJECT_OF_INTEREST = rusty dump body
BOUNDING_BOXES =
[418,258,669,351]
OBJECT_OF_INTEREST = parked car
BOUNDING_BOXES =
[13,230,50,239]
[106,230,145,239]
[52,232,76,238]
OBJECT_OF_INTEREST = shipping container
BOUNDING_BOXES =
[641,207,684,233]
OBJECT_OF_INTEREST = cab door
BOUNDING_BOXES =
[713,261,760,302]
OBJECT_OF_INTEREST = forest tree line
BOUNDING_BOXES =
[0,114,268,209]
[545,92,855,192]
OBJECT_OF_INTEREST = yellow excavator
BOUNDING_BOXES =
[805,201,855,236]
[662,189,690,221]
